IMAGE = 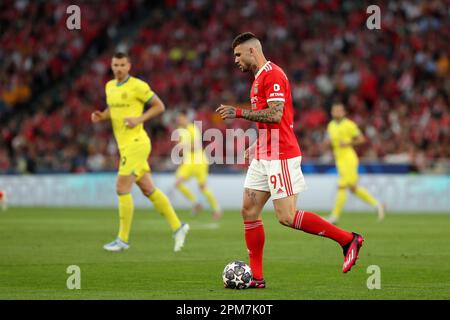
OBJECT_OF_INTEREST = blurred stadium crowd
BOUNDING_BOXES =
[0,0,449,174]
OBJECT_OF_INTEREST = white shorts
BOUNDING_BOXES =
[244,156,307,200]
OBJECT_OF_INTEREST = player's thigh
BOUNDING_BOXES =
[176,164,193,181]
[242,188,271,221]
[337,162,358,188]
[268,157,307,200]
[242,159,271,220]
[273,194,299,226]
[244,159,270,193]
[136,172,156,197]
[116,174,135,194]
[194,163,209,187]
[119,142,151,181]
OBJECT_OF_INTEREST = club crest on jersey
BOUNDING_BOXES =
[121,92,128,100]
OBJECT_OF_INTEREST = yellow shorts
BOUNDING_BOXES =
[336,160,359,187]
[118,141,151,181]
[176,163,209,185]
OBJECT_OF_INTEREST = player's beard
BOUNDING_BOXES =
[238,63,249,72]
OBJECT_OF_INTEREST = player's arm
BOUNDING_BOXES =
[140,94,165,122]
[216,101,283,124]
[244,123,258,160]
[217,71,286,123]
[340,123,365,147]
[124,95,165,128]
[340,134,366,147]
[91,108,110,123]
[352,134,366,146]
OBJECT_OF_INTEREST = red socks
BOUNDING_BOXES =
[293,210,353,246]
[244,220,265,280]
[243,212,353,280]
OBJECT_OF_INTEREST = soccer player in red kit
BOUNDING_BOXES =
[216,32,364,288]
[0,190,7,211]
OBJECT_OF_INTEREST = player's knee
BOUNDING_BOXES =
[241,206,258,221]
[277,216,293,227]
[141,185,155,197]
[116,185,128,195]
[349,185,357,193]
[175,178,185,187]
[274,209,294,227]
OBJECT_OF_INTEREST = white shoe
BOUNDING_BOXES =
[377,203,385,221]
[0,192,7,211]
[173,223,189,252]
[103,238,129,252]
[326,215,338,225]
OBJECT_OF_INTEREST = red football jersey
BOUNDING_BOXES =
[250,61,301,160]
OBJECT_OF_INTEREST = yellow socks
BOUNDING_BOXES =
[149,188,182,232]
[331,188,347,219]
[201,187,220,211]
[118,193,134,243]
[354,187,379,207]
[177,183,197,203]
[177,183,220,212]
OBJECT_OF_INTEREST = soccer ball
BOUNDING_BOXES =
[222,261,252,289]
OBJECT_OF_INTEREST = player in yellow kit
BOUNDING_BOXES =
[174,111,222,220]
[91,52,189,252]
[325,103,385,224]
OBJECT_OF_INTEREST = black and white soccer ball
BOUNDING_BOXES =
[222,261,252,289]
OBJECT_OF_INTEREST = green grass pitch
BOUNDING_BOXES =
[0,207,449,299]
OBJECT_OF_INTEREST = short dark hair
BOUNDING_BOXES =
[232,32,258,50]
[113,52,130,60]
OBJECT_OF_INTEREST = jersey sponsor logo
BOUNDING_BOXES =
[269,92,284,97]
[110,103,129,108]
[273,84,280,91]
[251,96,258,110]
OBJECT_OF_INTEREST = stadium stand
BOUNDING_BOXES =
[0,0,448,174]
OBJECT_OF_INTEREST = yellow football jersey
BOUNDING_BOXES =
[327,118,361,162]
[178,123,207,164]
[105,76,155,147]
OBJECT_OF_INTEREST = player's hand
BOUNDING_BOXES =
[244,144,256,162]
[340,141,352,147]
[244,148,251,161]
[124,117,141,128]
[91,111,104,123]
[216,104,236,120]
